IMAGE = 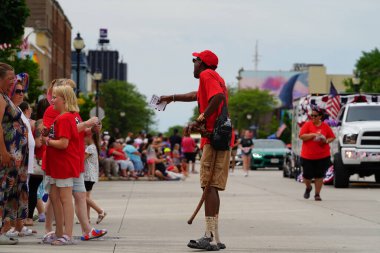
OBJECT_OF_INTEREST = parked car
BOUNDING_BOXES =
[250,139,291,171]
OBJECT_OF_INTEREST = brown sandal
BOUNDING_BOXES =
[314,194,322,201]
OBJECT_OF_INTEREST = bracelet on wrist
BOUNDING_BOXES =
[173,94,175,102]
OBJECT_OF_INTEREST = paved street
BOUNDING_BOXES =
[1,165,380,253]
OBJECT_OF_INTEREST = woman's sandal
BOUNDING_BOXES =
[42,231,57,244]
[96,211,107,224]
[51,235,74,246]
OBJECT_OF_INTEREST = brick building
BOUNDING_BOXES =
[25,0,72,85]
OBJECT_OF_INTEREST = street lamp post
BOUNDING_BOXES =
[93,70,102,118]
[73,33,85,97]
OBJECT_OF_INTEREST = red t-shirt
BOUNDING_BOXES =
[42,105,85,173]
[182,136,196,153]
[197,69,234,148]
[109,148,126,160]
[299,121,335,160]
[45,112,81,179]
[41,105,60,170]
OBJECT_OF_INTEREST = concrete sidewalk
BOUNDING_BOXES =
[1,166,380,252]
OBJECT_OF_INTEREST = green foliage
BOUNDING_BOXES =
[257,115,279,139]
[344,48,380,93]
[100,80,155,136]
[229,88,277,131]
[3,57,43,104]
[0,0,29,57]
[78,93,95,121]
[279,111,292,144]
[189,106,199,122]
[165,125,184,137]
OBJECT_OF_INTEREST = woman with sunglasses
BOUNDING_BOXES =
[299,107,335,201]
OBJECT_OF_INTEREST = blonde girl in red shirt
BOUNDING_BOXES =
[45,85,81,245]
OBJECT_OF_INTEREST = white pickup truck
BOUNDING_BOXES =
[333,103,380,188]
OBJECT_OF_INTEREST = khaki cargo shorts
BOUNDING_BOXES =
[200,144,231,191]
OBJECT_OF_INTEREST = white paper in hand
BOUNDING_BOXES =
[149,94,167,111]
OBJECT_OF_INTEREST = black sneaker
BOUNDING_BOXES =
[303,186,312,199]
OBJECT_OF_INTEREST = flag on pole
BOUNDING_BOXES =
[326,81,341,119]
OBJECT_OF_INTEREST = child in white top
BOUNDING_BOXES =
[84,131,106,224]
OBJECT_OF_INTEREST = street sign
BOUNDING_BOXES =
[90,106,105,120]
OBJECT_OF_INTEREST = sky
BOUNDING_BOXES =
[57,0,380,132]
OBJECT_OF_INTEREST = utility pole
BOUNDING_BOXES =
[253,40,260,71]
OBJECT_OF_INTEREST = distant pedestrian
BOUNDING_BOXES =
[84,131,106,224]
[230,130,239,173]
[182,135,197,174]
[145,138,157,180]
[299,107,335,201]
[169,128,182,150]
[239,130,253,177]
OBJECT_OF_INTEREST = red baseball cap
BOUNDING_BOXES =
[192,50,218,67]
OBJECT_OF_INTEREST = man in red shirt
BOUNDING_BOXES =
[159,50,231,251]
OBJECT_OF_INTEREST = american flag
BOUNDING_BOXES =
[326,82,341,119]
[20,34,30,52]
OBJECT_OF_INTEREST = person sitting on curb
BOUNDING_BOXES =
[123,139,144,176]
[108,141,137,180]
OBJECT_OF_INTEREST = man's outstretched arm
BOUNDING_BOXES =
[159,91,197,105]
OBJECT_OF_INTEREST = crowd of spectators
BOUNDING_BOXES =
[99,128,201,181]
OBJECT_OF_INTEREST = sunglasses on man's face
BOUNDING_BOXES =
[192,58,201,63]
[15,89,26,95]
[310,114,320,118]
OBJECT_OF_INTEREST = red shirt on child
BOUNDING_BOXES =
[45,112,81,179]
[109,148,126,160]
[42,105,85,173]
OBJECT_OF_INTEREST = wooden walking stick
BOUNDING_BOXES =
[187,149,218,225]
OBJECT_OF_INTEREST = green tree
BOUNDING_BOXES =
[100,80,155,136]
[78,93,95,121]
[344,48,380,93]
[279,111,292,144]
[0,0,29,59]
[189,106,199,122]
[229,88,277,131]
[257,115,279,139]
